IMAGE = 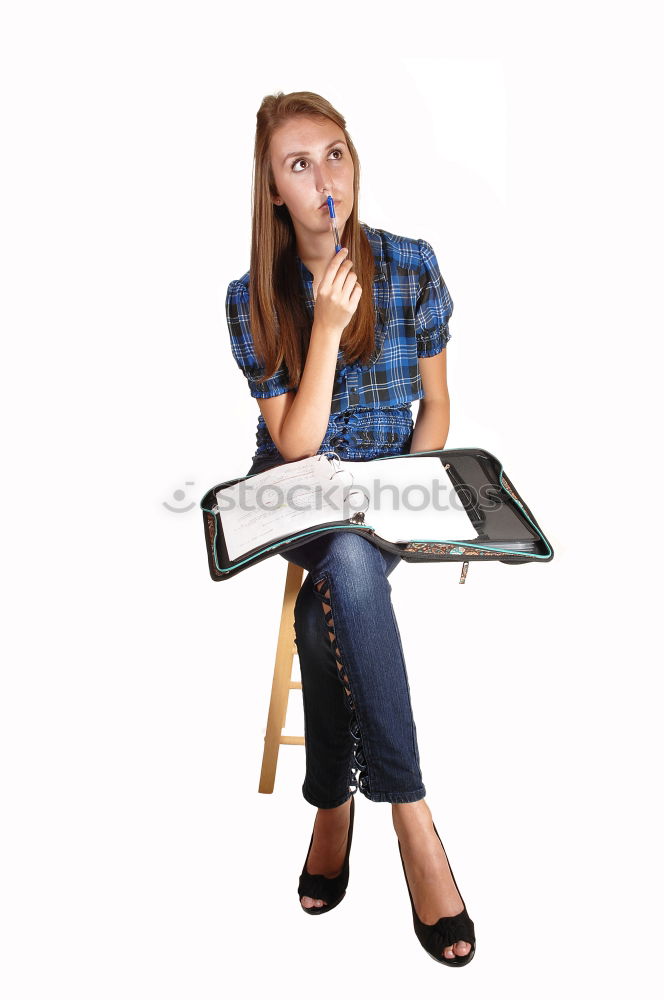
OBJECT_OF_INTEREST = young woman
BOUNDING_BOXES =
[225,91,475,967]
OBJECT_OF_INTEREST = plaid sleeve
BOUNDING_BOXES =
[415,239,454,357]
[225,279,292,398]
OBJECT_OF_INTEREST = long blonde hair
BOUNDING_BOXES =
[249,90,376,388]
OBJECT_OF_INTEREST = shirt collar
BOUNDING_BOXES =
[295,223,385,283]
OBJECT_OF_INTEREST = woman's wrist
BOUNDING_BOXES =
[311,317,344,343]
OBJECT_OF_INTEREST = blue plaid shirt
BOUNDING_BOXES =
[226,223,453,470]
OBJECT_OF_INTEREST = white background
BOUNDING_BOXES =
[2,2,662,997]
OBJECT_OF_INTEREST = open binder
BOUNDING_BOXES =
[200,447,554,581]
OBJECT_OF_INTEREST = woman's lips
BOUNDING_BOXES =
[319,200,341,210]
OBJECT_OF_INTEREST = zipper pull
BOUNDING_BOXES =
[459,561,469,584]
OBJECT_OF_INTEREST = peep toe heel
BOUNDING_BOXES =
[397,821,476,967]
[298,795,355,916]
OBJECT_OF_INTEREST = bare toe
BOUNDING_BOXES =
[442,941,472,960]
[301,895,327,909]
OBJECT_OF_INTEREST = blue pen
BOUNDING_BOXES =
[326,195,342,253]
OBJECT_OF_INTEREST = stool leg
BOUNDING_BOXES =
[259,562,304,794]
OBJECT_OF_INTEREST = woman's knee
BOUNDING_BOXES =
[322,531,390,578]
[314,532,393,600]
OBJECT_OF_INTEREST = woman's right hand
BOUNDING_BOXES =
[313,247,362,337]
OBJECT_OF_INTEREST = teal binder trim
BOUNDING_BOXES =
[201,513,377,576]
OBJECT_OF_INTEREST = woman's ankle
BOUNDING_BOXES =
[391,798,432,832]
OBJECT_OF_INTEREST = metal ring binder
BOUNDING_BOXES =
[318,451,370,515]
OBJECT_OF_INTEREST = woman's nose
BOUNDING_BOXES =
[314,166,333,193]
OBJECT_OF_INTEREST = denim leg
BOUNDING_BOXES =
[282,531,426,805]
[293,579,355,808]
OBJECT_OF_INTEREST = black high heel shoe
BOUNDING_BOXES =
[298,796,355,915]
[397,821,476,966]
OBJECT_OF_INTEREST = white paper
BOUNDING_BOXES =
[215,455,356,562]
[336,456,477,543]
[215,453,478,563]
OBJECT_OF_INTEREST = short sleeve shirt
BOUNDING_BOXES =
[225,223,453,471]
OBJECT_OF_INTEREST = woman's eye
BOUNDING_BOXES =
[291,148,343,172]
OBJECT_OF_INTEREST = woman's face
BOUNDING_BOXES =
[269,115,355,244]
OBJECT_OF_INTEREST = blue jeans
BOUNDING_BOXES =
[280,531,427,808]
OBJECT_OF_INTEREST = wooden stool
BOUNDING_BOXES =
[259,561,305,793]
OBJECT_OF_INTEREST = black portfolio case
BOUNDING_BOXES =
[199,447,554,582]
